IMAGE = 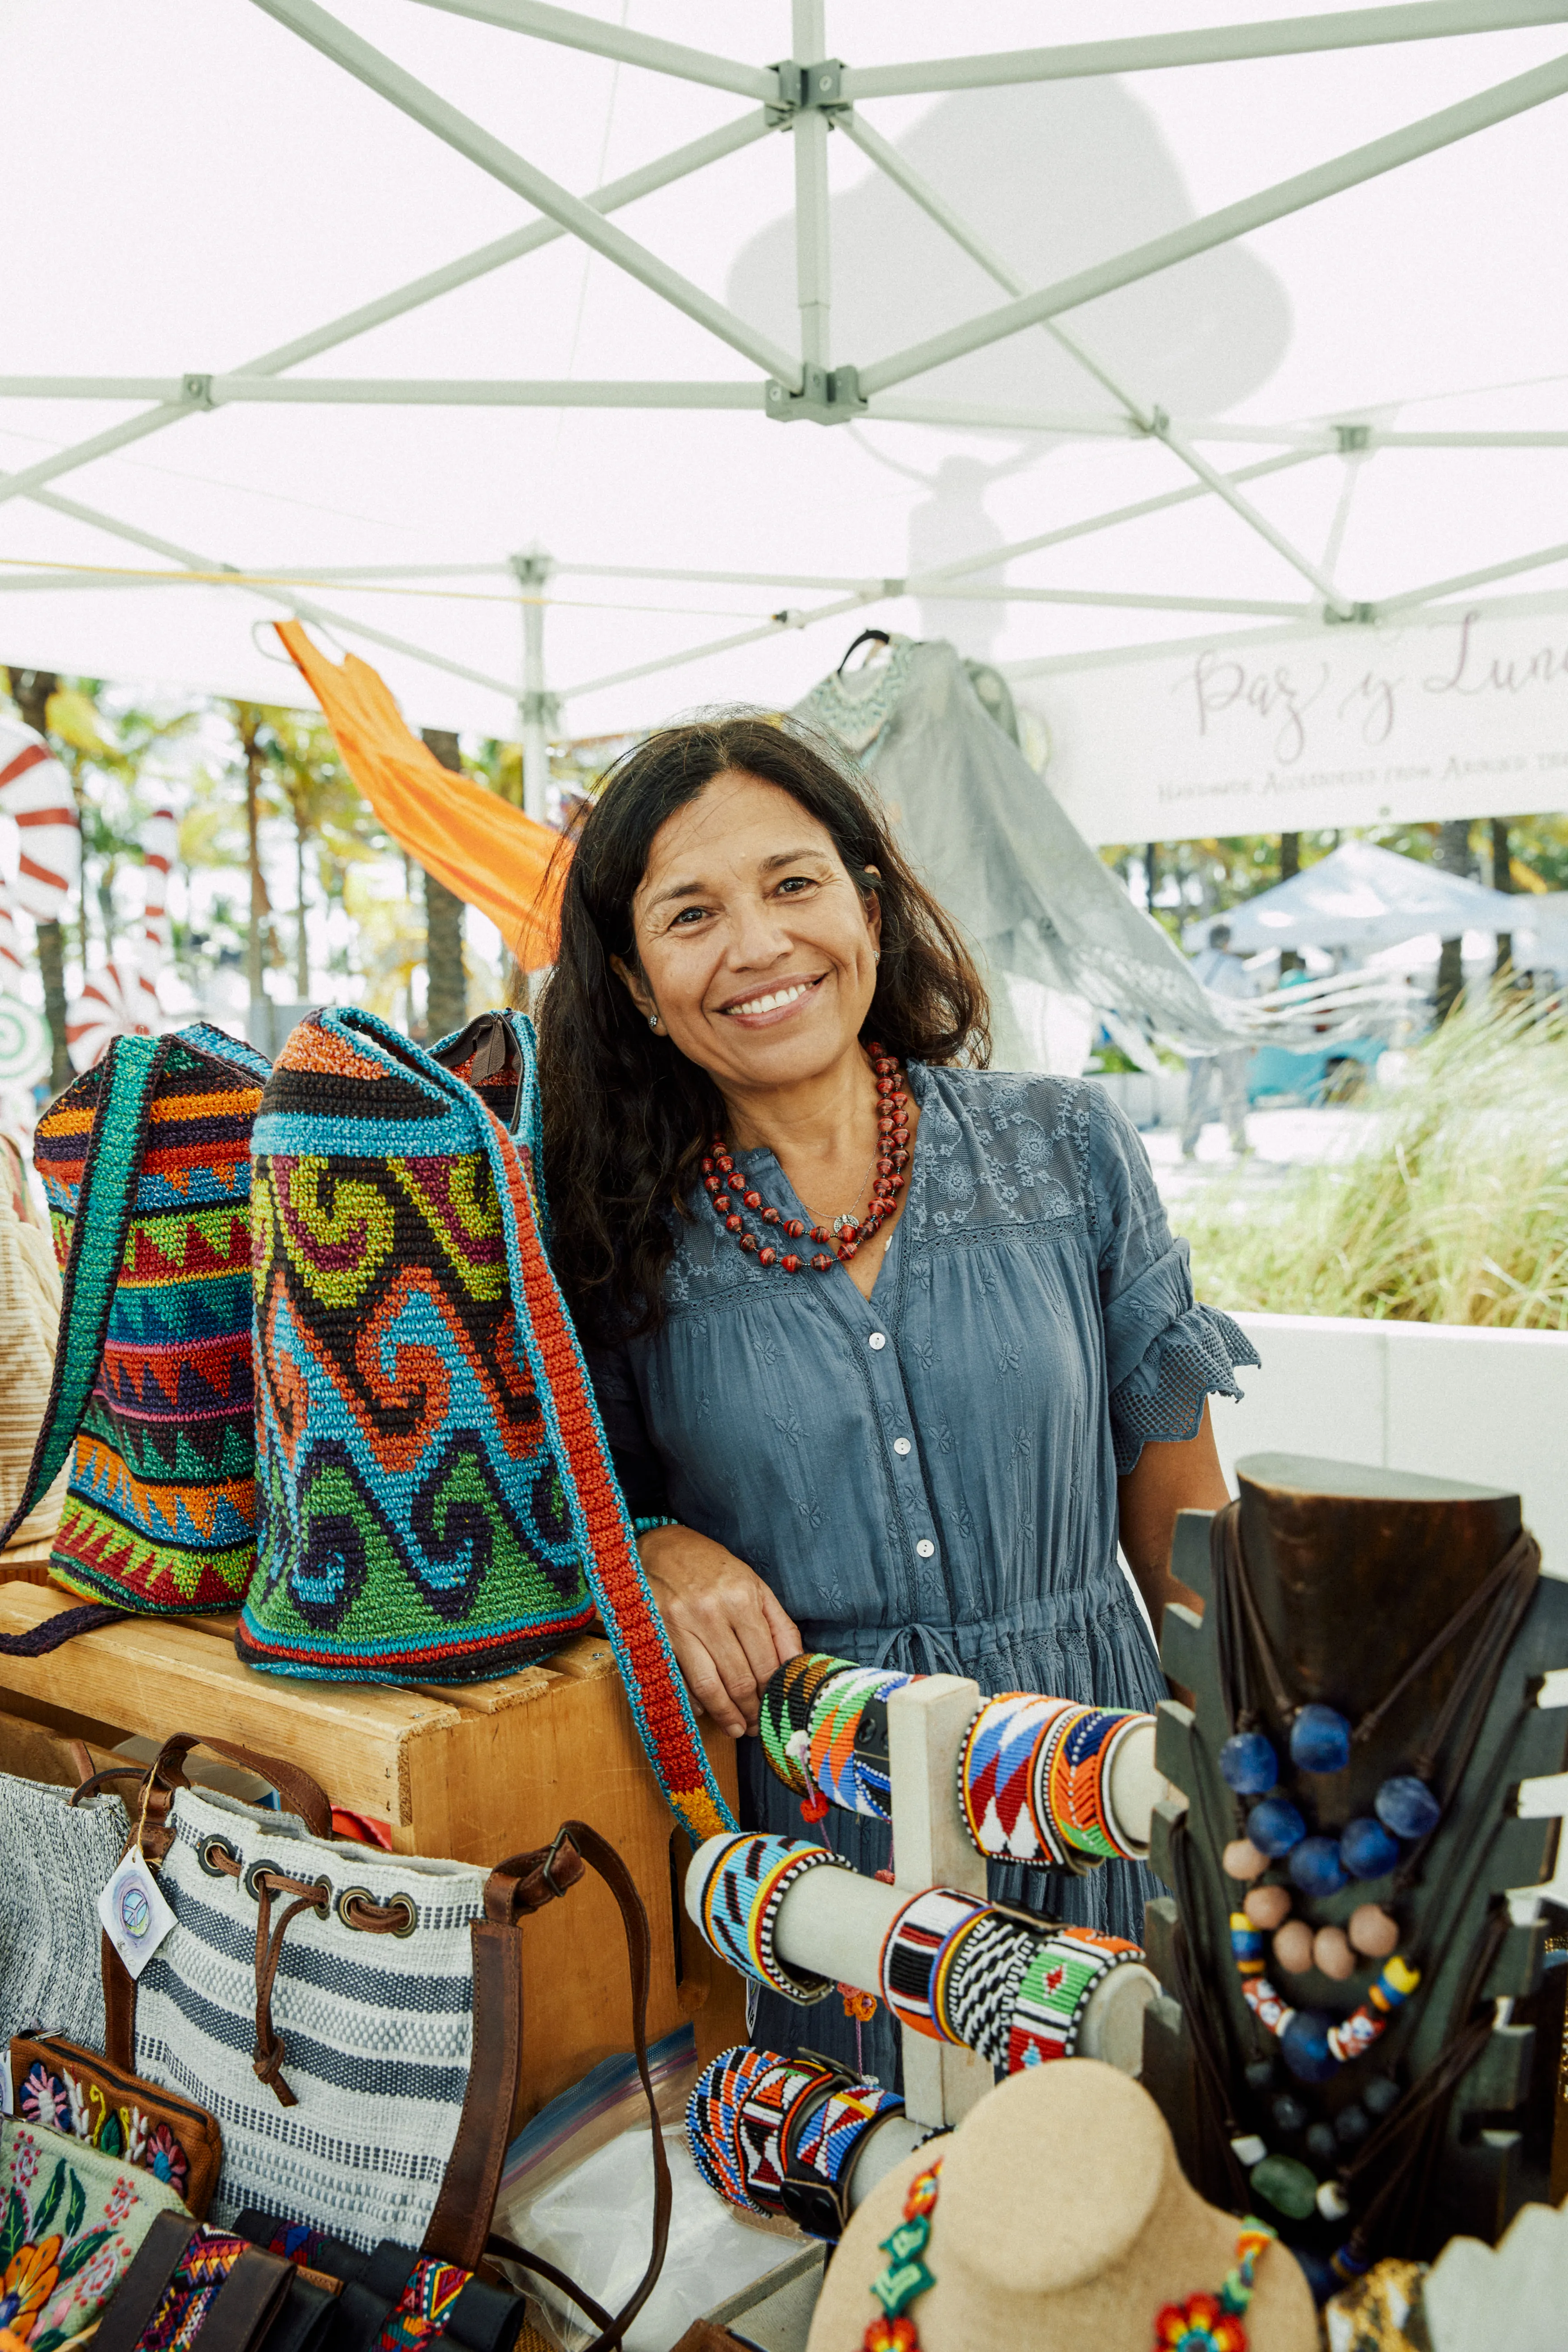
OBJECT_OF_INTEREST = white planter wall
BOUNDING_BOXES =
[1212,1313,1568,1580]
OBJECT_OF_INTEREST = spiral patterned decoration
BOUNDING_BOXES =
[0,995,50,1085]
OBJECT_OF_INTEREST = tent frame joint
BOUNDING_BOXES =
[766,362,867,424]
[769,56,848,121]
[1334,422,1373,453]
[181,373,217,411]
[1323,599,1378,626]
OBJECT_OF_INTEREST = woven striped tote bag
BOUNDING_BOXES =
[241,1004,732,1845]
[0,1025,271,1636]
[107,1733,671,2302]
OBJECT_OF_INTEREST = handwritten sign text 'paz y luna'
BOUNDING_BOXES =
[1036,598,1568,843]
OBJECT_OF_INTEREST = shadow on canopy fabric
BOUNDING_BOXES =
[277,621,568,967]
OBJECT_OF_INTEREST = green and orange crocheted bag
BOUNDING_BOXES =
[0,1025,271,1631]
[240,1004,733,1845]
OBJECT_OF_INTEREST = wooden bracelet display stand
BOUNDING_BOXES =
[1142,1452,1568,2258]
[0,1580,747,2120]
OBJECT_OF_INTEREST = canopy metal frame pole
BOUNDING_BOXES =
[1379,537,1568,612]
[792,0,832,372]
[856,51,1568,396]
[512,553,557,822]
[840,111,1355,613]
[23,482,520,698]
[246,0,802,386]
[0,107,774,515]
[839,2,1568,98]
[398,0,775,99]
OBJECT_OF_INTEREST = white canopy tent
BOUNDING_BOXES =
[7,1,1568,827]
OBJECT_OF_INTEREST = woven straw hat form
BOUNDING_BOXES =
[806,2062,1317,2352]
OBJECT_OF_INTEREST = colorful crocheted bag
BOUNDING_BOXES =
[240,1004,733,1844]
[0,1025,270,1628]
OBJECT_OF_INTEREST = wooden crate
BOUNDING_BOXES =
[0,1582,746,2120]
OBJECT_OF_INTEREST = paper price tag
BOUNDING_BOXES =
[98,1850,177,1978]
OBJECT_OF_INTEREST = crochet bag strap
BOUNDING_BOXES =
[401,1012,734,1845]
[0,1031,172,1646]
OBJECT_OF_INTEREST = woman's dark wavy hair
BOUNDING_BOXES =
[535,712,990,1342]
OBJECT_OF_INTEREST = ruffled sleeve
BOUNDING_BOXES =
[1086,1086,1260,1476]
[583,1335,671,1519]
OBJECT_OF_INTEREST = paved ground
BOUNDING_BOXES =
[1144,1105,1379,1212]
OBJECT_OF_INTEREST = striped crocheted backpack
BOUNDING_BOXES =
[0,1025,271,1630]
[241,1004,733,1845]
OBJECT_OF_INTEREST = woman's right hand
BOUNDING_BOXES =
[638,1524,801,1738]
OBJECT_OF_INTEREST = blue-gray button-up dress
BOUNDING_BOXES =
[586,1064,1257,2083]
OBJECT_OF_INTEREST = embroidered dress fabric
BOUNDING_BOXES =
[587,1067,1257,2084]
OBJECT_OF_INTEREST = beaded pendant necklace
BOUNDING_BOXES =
[702,1045,910,1274]
[1213,1513,1538,2090]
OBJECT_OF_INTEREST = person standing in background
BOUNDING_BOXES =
[1181,921,1254,1160]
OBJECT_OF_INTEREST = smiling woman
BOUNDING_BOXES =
[535,714,1258,2085]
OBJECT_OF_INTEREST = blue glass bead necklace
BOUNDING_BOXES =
[1199,1510,1538,2292]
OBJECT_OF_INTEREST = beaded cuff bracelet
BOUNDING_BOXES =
[879,1887,991,2040]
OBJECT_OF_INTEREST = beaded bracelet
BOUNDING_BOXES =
[689,2046,906,2240]
[931,1907,1036,2064]
[957,1692,1154,1871]
[958,1693,1078,1866]
[806,1666,911,1819]
[1005,1926,1144,2072]
[687,2046,775,2212]
[696,1831,852,2005]
[760,1652,857,1797]
[734,2052,839,2217]
[631,1515,679,1536]
[1047,1705,1150,1863]
[879,1886,991,2040]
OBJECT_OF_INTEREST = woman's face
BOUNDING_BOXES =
[617,770,880,1096]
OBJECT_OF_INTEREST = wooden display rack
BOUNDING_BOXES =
[0,1580,747,2121]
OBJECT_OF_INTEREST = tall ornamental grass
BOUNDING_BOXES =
[1175,998,1568,1329]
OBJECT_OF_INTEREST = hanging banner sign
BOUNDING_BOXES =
[1028,595,1568,844]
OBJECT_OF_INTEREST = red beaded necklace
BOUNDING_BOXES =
[701,1046,911,1275]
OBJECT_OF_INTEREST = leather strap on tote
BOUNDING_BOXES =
[426,1820,672,2352]
[144,1731,334,1840]
[198,2246,295,2352]
[92,2210,200,2352]
[0,1030,169,1571]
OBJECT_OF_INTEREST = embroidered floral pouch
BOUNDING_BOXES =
[0,2114,190,2349]
[8,2040,220,2223]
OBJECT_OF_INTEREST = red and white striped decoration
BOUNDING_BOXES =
[65,960,159,1070]
[0,720,81,984]
[139,804,176,965]
[0,722,81,921]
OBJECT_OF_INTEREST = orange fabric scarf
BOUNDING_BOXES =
[277,620,568,967]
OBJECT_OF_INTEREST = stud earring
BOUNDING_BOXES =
[648,1012,660,1031]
